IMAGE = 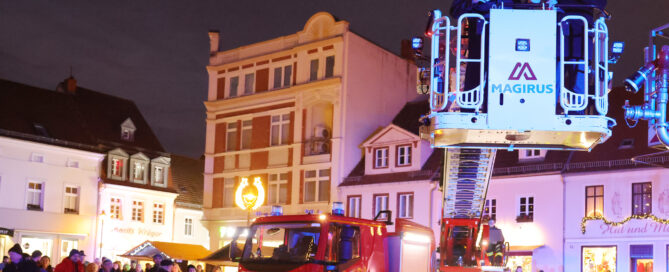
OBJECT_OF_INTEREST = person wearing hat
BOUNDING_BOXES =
[3,244,24,272]
[19,250,42,272]
[146,255,162,272]
[54,249,83,272]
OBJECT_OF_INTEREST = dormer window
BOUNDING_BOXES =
[150,156,170,187]
[519,149,546,162]
[129,153,149,184]
[133,162,145,180]
[396,145,412,167]
[120,118,136,142]
[111,158,123,177]
[154,166,164,185]
[107,148,129,180]
[374,148,388,168]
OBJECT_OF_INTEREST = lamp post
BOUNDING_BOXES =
[99,210,107,259]
[235,177,265,225]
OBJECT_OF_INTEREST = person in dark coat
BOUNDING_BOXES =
[146,255,162,272]
[54,250,83,272]
[3,244,23,272]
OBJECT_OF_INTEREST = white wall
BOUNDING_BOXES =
[487,173,565,272]
[0,136,104,261]
[98,184,178,260]
[173,207,210,249]
[338,180,440,241]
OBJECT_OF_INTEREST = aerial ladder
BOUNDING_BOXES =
[416,4,618,271]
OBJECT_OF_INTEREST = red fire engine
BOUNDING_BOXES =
[230,206,435,272]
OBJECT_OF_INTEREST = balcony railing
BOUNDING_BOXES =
[304,138,331,156]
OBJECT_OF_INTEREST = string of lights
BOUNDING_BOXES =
[580,214,669,234]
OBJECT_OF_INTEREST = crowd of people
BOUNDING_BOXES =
[0,244,207,272]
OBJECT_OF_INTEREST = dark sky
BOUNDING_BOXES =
[1,1,667,158]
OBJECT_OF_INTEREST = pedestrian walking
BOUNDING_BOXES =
[147,255,162,272]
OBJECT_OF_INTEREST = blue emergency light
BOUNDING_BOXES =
[412,37,423,50]
[612,42,625,54]
[271,205,283,216]
[332,202,345,216]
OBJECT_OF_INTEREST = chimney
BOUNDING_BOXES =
[56,76,77,94]
[209,30,220,54]
[65,76,77,93]
[400,39,416,62]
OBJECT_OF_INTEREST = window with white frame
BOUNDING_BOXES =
[484,199,497,221]
[110,197,122,219]
[518,196,534,222]
[223,178,235,208]
[152,203,164,224]
[273,65,293,89]
[132,161,146,181]
[268,173,288,204]
[398,193,414,219]
[67,160,79,168]
[304,169,330,202]
[121,128,134,141]
[226,122,238,151]
[240,120,252,150]
[347,195,361,218]
[374,148,388,168]
[244,73,254,95]
[519,149,545,161]
[63,185,79,214]
[31,153,44,163]
[229,76,239,98]
[131,200,144,222]
[270,114,290,146]
[184,217,193,236]
[26,182,43,211]
[396,145,412,166]
[373,194,389,219]
[111,158,123,178]
[325,56,335,78]
[153,166,165,186]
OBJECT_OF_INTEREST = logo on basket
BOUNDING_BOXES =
[508,62,537,80]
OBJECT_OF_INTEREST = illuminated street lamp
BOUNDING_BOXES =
[235,177,265,225]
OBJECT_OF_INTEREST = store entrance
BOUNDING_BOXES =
[631,258,653,272]
[630,244,653,272]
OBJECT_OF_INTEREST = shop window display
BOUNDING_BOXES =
[582,246,616,272]
[506,255,531,272]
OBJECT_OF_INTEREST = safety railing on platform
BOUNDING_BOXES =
[593,17,609,115]
[559,16,590,113]
[430,15,450,113]
[455,14,488,112]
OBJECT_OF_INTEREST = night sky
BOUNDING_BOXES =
[1,1,667,158]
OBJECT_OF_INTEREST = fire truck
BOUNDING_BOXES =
[229,206,436,272]
[228,3,669,271]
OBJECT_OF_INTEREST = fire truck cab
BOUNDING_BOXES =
[230,206,435,272]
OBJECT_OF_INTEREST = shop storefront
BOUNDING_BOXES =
[0,227,14,256]
[13,231,85,263]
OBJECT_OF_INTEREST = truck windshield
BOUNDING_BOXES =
[241,222,321,263]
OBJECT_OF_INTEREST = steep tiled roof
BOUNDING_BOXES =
[171,154,204,208]
[391,98,430,135]
[0,78,165,155]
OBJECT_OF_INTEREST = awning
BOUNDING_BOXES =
[119,241,211,261]
[508,245,543,256]
[198,243,243,266]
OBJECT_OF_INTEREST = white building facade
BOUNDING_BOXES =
[0,135,104,262]
[202,11,418,251]
[564,167,669,272]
